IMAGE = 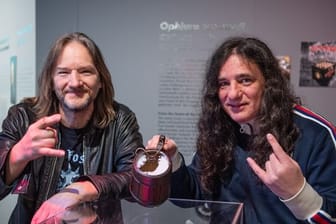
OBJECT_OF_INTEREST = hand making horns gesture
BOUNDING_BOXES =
[247,133,305,200]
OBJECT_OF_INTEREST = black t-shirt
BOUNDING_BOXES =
[56,125,85,192]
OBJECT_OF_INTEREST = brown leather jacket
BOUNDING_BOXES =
[0,101,143,223]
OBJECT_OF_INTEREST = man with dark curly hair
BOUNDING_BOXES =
[147,37,336,223]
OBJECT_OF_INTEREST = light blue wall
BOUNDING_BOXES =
[0,0,35,222]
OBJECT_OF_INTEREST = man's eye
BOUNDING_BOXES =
[218,81,229,88]
[240,78,253,85]
[80,70,95,76]
[56,71,69,76]
[82,71,92,75]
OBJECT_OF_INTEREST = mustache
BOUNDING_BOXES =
[64,87,87,94]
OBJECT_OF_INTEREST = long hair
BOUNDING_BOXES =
[197,37,300,193]
[23,32,115,128]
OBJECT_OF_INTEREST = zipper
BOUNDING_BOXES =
[83,135,88,175]
[44,158,57,201]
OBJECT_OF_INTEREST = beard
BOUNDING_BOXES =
[61,97,92,112]
[56,90,94,113]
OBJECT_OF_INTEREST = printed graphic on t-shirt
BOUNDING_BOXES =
[57,148,84,191]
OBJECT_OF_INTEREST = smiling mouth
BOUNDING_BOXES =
[229,103,244,108]
[227,103,246,111]
[67,92,82,95]
[65,92,88,100]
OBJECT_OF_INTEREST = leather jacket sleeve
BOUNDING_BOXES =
[0,103,35,199]
[78,102,144,200]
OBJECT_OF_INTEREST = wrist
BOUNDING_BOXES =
[280,178,322,220]
[10,143,29,165]
[65,181,99,202]
[6,145,29,184]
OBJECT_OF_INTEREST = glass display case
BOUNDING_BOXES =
[40,197,243,224]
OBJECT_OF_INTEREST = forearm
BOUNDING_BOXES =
[170,155,204,200]
[5,144,29,185]
[78,171,133,200]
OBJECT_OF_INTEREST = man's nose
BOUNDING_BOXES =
[227,83,242,99]
[68,71,83,86]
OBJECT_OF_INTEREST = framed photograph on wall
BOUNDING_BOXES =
[299,41,336,87]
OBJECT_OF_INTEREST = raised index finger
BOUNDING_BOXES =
[34,114,62,129]
[266,133,289,162]
[246,157,267,181]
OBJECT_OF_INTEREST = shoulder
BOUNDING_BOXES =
[111,101,139,126]
[293,105,335,143]
[113,101,136,117]
[1,102,36,135]
[113,101,133,113]
[6,102,35,119]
